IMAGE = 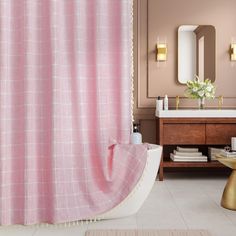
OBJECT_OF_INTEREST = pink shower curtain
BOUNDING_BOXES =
[0,0,147,225]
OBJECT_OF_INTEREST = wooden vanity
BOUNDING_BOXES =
[156,110,236,181]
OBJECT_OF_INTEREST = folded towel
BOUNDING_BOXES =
[177,146,199,152]
[174,150,202,157]
[170,153,208,162]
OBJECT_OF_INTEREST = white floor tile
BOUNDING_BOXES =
[87,216,137,230]
[1,173,236,236]
[216,206,236,227]
[0,225,37,236]
[136,212,187,229]
[33,224,88,236]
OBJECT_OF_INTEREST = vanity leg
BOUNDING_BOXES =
[159,156,164,181]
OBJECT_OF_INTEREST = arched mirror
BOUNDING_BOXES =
[178,25,216,84]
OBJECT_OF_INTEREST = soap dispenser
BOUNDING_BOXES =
[131,123,142,144]
[156,96,163,115]
[164,94,169,110]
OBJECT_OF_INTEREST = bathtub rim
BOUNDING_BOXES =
[95,144,162,220]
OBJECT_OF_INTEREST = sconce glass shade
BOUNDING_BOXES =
[231,43,236,61]
[156,43,167,61]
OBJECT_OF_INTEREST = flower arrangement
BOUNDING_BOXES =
[185,75,216,99]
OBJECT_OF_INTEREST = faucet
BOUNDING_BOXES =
[176,96,180,110]
[218,95,223,109]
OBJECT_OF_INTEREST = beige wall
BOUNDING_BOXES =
[134,0,236,143]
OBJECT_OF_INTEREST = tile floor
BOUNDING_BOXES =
[1,172,236,236]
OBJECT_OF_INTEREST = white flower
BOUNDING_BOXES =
[185,76,215,99]
[207,85,214,92]
[198,90,204,97]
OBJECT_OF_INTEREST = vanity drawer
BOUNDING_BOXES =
[163,124,205,145]
[206,124,236,144]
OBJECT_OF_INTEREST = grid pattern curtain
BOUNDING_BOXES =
[0,0,147,225]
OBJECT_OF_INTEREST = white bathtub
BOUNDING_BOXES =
[96,144,162,219]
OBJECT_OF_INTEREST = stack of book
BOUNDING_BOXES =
[170,146,208,162]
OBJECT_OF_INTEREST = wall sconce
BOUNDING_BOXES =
[231,43,236,61]
[156,43,167,61]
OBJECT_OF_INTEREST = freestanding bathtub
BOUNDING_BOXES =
[96,144,162,219]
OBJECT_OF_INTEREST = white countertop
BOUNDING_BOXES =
[156,109,236,118]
